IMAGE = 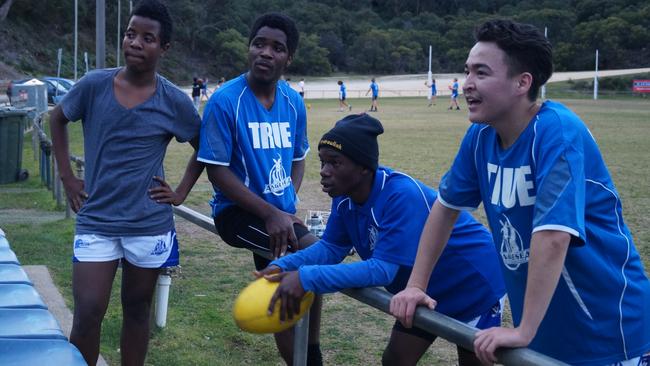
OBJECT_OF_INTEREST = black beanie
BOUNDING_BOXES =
[319,113,384,170]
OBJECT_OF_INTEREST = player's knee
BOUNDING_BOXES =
[72,306,105,334]
[121,297,152,323]
[73,298,110,325]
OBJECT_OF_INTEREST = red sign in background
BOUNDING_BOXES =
[632,80,650,93]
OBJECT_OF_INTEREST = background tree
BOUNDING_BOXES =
[0,0,647,82]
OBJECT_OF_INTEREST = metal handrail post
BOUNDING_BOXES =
[292,311,310,366]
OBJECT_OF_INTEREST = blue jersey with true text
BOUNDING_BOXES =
[198,74,309,217]
[438,100,650,365]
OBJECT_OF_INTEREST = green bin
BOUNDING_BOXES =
[0,109,30,184]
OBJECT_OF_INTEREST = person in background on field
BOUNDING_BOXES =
[5,80,12,105]
[448,77,460,110]
[49,1,204,364]
[197,12,323,366]
[191,77,201,110]
[337,80,351,112]
[366,78,379,112]
[258,113,506,366]
[425,78,437,106]
[390,19,650,366]
[213,76,225,93]
[298,78,305,98]
[201,77,210,101]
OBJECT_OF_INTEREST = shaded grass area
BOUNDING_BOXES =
[2,96,648,365]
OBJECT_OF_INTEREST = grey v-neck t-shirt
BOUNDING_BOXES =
[61,68,201,236]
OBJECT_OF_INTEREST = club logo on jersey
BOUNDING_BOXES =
[263,154,292,196]
[367,225,378,252]
[487,163,536,208]
[248,122,292,149]
[499,214,529,270]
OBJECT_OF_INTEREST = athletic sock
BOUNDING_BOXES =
[307,343,323,366]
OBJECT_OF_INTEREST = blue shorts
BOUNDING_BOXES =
[392,296,504,343]
[72,229,179,268]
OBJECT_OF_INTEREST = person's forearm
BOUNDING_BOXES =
[271,239,350,271]
[206,164,278,219]
[299,258,399,294]
[291,159,305,193]
[517,230,570,340]
[407,200,459,290]
[49,107,74,180]
[174,151,204,201]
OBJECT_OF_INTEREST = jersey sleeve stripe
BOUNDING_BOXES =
[292,146,310,161]
[437,195,478,211]
[532,224,579,237]
[197,157,230,166]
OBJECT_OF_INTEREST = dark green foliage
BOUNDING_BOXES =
[0,0,647,81]
[289,33,332,76]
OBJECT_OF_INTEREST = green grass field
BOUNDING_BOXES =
[2,95,649,365]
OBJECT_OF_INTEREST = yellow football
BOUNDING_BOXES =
[233,277,315,334]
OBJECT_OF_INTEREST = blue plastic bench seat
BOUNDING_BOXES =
[0,247,19,264]
[0,264,31,285]
[0,339,87,366]
[0,308,65,340]
[0,284,47,309]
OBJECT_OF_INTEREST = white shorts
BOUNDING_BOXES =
[73,229,179,268]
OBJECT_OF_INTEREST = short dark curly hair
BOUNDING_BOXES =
[475,19,553,101]
[132,0,173,46]
[248,13,299,57]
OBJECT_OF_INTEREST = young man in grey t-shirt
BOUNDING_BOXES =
[50,1,203,365]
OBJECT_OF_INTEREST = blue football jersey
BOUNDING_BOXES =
[340,83,346,98]
[198,74,309,217]
[320,167,505,321]
[439,100,650,364]
[370,82,379,96]
[451,81,459,96]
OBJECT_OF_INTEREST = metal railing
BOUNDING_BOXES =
[172,204,567,366]
[31,118,84,218]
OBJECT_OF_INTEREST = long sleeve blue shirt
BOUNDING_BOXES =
[272,167,505,321]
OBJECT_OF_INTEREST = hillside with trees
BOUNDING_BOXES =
[0,0,648,83]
